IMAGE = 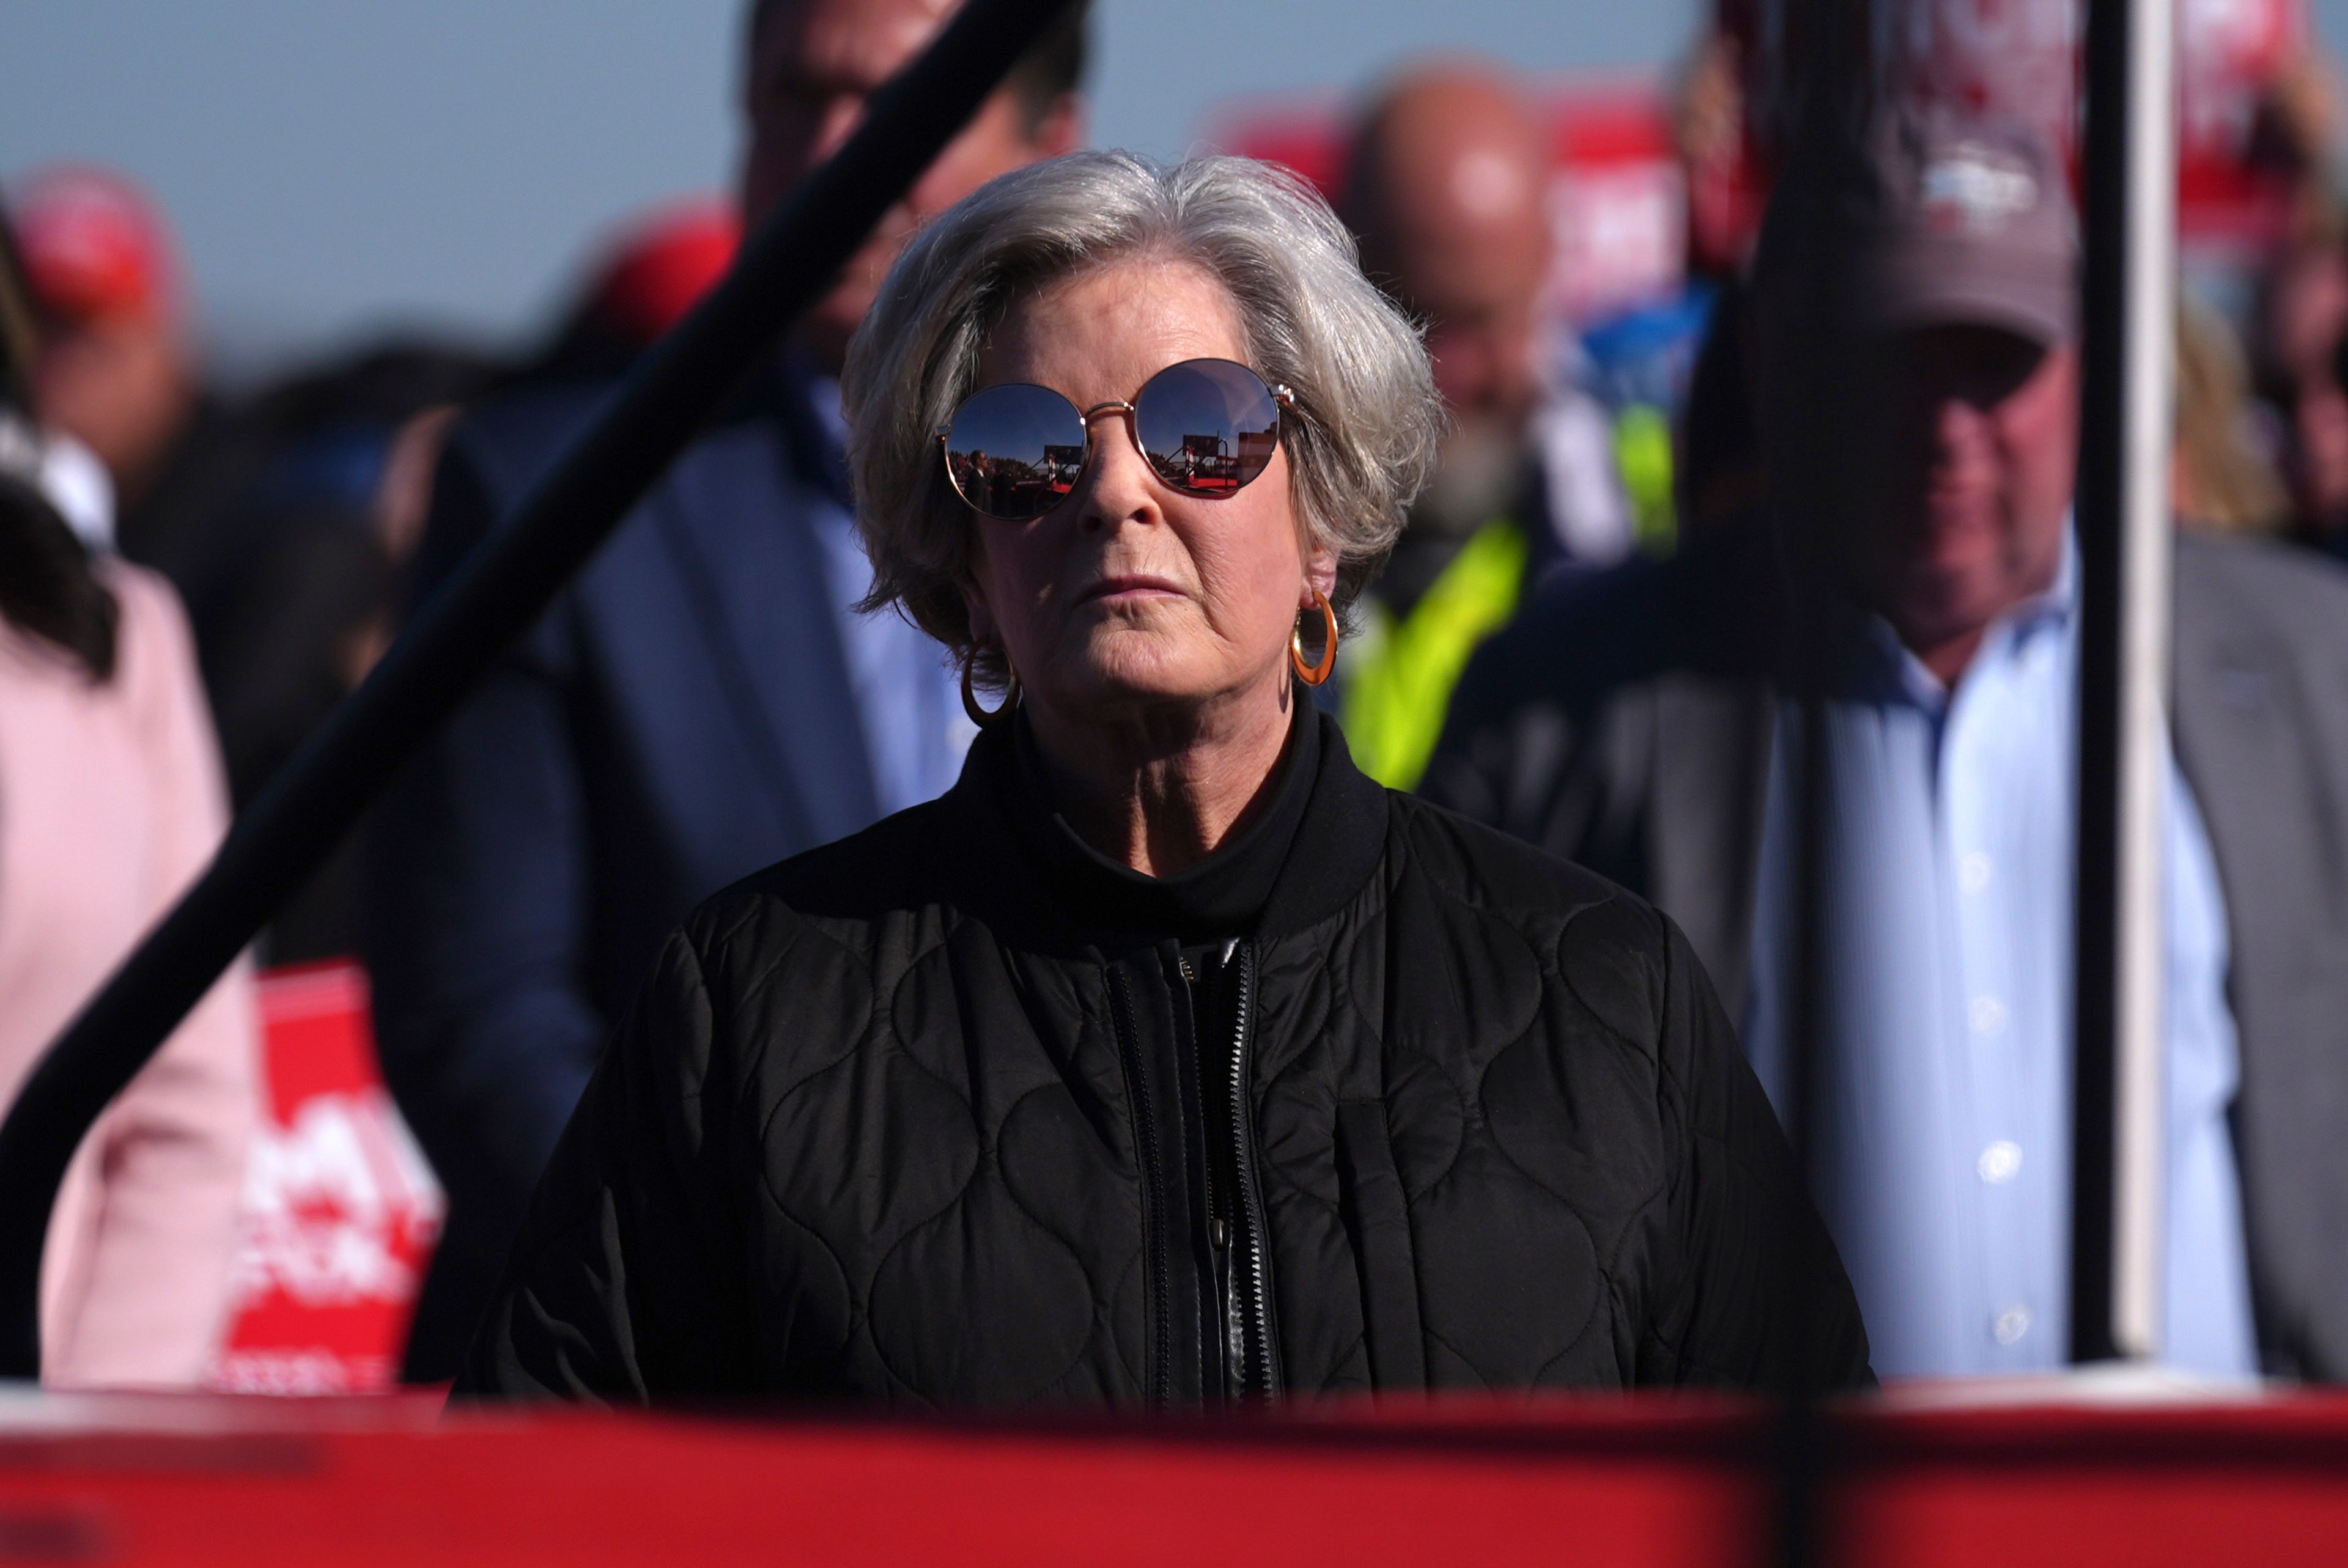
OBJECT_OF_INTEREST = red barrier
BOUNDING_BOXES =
[0,1388,2342,1564]
[142,967,2345,1564]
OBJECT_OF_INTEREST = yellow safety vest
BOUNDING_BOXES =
[1340,517,1530,791]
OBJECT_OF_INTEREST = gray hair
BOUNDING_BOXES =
[841,150,1442,687]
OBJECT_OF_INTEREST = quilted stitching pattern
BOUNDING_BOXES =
[713,792,1712,1402]
[470,754,1869,1404]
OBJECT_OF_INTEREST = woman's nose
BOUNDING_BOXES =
[1077,412,1161,531]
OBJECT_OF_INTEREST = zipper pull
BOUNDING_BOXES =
[1209,1215,1227,1252]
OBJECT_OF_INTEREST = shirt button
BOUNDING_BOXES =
[1978,1141,2023,1184]
[1969,995,2007,1034]
[1993,1306,2032,1346]
[1959,852,1994,893]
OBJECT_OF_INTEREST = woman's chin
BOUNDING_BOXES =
[1031,644,1233,719]
[1057,667,1217,715]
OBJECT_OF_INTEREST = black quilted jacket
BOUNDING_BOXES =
[461,714,1870,1404]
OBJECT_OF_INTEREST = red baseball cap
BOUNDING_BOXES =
[584,199,740,348]
[10,164,180,325]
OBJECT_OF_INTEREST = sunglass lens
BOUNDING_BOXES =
[943,383,1086,520]
[1132,359,1281,497]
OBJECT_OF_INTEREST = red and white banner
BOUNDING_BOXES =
[1726,0,2311,249]
[205,962,441,1394]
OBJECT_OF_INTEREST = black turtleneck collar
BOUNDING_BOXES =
[962,698,1387,949]
[1010,701,1318,943]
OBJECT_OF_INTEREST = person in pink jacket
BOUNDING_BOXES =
[0,422,259,1386]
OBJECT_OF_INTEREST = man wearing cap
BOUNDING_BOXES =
[1332,63,1637,792]
[366,0,1084,1383]
[1427,111,2348,1381]
[9,165,281,589]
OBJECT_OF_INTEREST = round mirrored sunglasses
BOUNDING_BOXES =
[937,357,1294,523]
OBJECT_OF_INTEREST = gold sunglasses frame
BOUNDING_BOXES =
[934,359,1297,518]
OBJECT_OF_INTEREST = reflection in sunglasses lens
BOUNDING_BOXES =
[944,383,1085,521]
[1135,360,1281,496]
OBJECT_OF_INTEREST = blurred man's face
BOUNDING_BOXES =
[1408,227,1548,432]
[33,311,193,502]
[2288,380,2348,533]
[1863,323,2077,673]
[1349,85,1551,433]
[742,0,1079,374]
[2264,241,2348,390]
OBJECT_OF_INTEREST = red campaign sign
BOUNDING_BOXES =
[1864,0,2300,167]
[204,961,441,1394]
[1725,0,2309,249]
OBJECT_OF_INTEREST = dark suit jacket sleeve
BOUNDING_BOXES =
[1648,912,1874,1391]
[458,925,750,1402]
[364,436,607,1314]
[1419,589,1609,866]
[1420,618,1546,834]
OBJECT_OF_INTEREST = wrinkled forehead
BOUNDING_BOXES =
[748,0,954,94]
[978,258,1252,396]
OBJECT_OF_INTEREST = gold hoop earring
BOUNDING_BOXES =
[961,650,1021,727]
[1291,588,1338,686]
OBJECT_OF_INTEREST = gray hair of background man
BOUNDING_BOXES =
[842,150,1444,688]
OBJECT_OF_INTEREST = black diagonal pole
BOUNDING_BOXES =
[0,0,1077,1382]
[2072,0,2174,1367]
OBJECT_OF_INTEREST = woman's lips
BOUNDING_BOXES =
[1074,575,1186,607]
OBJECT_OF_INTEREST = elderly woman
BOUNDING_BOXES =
[464,152,1868,1404]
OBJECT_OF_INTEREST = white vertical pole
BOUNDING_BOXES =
[2109,0,2174,1360]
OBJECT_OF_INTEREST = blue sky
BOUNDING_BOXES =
[7,1,2344,374]
[1,1,1699,372]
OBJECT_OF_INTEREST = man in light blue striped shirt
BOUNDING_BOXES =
[1740,545,2258,1378]
[1736,114,2256,1378]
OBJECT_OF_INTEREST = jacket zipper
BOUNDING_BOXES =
[1176,957,1225,1263]
[1106,966,1172,1407]
[1219,938,1280,1399]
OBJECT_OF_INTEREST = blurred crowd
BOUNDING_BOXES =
[7,0,2348,1389]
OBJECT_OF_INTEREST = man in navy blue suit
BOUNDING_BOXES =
[369,0,1087,1382]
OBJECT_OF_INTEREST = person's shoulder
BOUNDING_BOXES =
[1451,512,1778,727]
[1386,790,1666,948]
[407,378,626,591]
[94,558,200,698]
[1456,551,1669,705]
[423,372,790,605]
[441,370,792,563]
[448,369,783,504]
[1387,789,1682,1053]
[0,558,186,701]
[95,556,189,638]
[677,792,964,976]
[2179,528,2348,628]
[434,377,624,513]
